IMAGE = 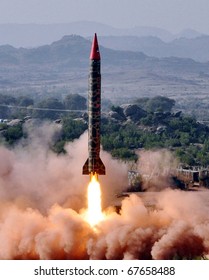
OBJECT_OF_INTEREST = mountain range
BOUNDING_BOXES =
[0,35,209,108]
[0,21,208,63]
[0,21,204,47]
[1,34,209,73]
[99,35,209,62]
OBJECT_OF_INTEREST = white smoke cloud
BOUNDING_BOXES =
[0,123,208,260]
[137,149,179,190]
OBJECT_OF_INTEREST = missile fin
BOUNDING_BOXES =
[96,157,106,175]
[82,157,105,175]
[83,158,89,175]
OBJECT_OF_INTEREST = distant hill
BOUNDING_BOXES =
[99,35,209,62]
[0,34,208,71]
[1,35,209,110]
[177,29,203,39]
[0,35,147,66]
[0,21,204,48]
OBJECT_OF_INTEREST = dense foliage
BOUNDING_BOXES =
[1,124,24,145]
[101,113,209,166]
[0,93,87,120]
[1,94,209,167]
[135,96,175,113]
[53,118,87,153]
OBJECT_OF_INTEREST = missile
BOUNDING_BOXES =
[83,33,106,176]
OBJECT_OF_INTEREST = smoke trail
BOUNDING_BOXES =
[0,123,209,259]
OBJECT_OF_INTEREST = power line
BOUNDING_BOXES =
[0,104,87,113]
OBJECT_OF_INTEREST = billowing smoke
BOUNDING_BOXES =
[88,190,209,260]
[0,122,88,212]
[0,121,127,211]
[137,149,179,190]
[0,122,209,260]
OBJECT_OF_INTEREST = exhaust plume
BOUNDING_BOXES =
[0,123,208,260]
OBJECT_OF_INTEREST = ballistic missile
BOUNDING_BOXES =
[83,33,106,176]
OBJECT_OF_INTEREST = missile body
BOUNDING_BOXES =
[83,33,105,175]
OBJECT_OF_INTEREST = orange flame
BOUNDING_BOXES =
[85,173,105,227]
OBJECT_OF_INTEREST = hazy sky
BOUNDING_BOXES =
[0,0,209,33]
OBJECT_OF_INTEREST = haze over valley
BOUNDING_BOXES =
[0,31,209,119]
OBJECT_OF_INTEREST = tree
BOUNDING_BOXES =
[111,147,137,161]
[16,96,34,107]
[62,118,87,141]
[0,94,16,118]
[134,97,149,110]
[0,106,10,119]
[33,98,64,120]
[146,96,175,112]
[64,94,86,110]
[0,94,16,105]
[180,153,195,166]
[3,124,23,145]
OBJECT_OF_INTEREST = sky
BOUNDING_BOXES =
[0,0,209,34]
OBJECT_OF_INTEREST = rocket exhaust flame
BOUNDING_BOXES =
[85,173,105,227]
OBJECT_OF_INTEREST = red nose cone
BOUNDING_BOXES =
[90,33,100,60]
